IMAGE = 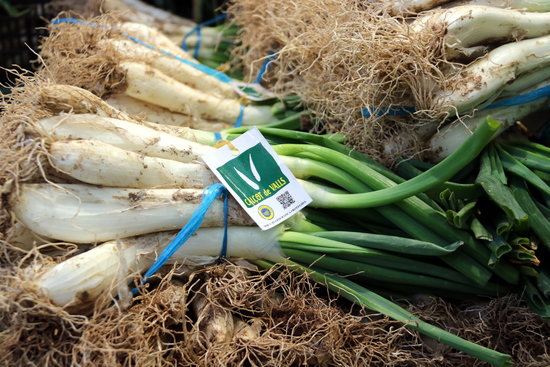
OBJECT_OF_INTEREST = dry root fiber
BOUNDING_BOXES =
[227,0,453,162]
[1,246,549,366]
[38,14,128,98]
[401,295,550,366]
[0,260,416,367]
[0,74,53,248]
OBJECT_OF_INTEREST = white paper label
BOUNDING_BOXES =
[202,127,312,230]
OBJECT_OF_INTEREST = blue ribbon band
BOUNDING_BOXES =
[361,105,416,118]
[180,13,228,59]
[361,84,550,118]
[483,85,550,110]
[132,183,229,294]
[254,50,277,84]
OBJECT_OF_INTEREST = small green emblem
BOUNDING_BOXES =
[217,143,289,208]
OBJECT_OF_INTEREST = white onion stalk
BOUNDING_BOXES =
[118,0,195,27]
[120,62,274,125]
[38,84,220,144]
[36,114,215,163]
[111,0,223,46]
[430,80,550,159]
[49,140,217,189]
[102,39,235,99]
[102,0,195,37]
[446,0,550,12]
[412,6,550,60]
[105,93,232,131]
[38,84,132,120]
[118,21,193,61]
[189,46,217,61]
[384,75,550,157]
[12,184,253,243]
[35,226,284,309]
[433,34,550,115]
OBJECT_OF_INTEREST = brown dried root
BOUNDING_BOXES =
[2,253,549,366]
[0,261,415,367]
[227,0,456,163]
[1,73,54,253]
[397,295,550,366]
[38,14,128,97]
[182,262,414,366]
[50,0,197,39]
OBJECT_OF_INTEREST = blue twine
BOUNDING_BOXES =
[180,13,228,58]
[212,103,244,142]
[254,50,277,84]
[218,190,230,260]
[51,18,101,27]
[482,85,550,110]
[132,183,229,295]
[361,105,416,118]
[234,104,245,128]
[193,28,202,59]
[361,84,550,118]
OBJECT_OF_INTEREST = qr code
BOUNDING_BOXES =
[276,190,295,209]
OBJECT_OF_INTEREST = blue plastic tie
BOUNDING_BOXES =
[234,104,245,128]
[254,50,277,84]
[51,18,101,27]
[361,105,416,118]
[180,13,228,56]
[125,35,156,50]
[360,84,550,118]
[132,183,228,294]
[218,190,230,261]
[482,85,550,110]
[193,28,202,59]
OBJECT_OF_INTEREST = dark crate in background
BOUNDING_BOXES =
[0,0,53,89]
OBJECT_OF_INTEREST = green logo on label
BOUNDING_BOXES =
[217,143,289,208]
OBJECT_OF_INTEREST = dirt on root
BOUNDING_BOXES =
[0,254,548,367]
[0,260,411,367]
[38,13,128,98]
[1,73,51,252]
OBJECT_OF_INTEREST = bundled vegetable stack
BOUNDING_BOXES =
[0,4,548,367]
[227,0,550,163]
[57,0,232,48]
[38,15,300,134]
[0,75,529,366]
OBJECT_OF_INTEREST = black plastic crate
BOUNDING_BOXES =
[0,0,53,87]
